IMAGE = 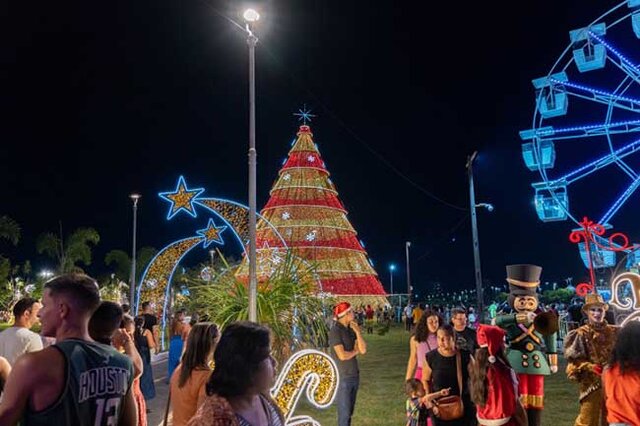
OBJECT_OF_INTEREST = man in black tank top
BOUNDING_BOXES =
[0,274,137,426]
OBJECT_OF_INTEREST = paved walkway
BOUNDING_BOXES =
[146,353,172,426]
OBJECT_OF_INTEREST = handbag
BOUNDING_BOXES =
[433,351,464,421]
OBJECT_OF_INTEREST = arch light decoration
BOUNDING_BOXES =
[135,176,287,346]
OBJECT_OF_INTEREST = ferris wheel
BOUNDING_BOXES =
[520,1,640,268]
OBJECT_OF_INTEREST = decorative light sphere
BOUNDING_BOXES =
[243,8,260,23]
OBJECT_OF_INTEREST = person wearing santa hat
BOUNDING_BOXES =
[328,301,367,426]
[469,324,527,426]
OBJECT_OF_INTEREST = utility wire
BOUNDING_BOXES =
[415,213,470,261]
[198,0,468,212]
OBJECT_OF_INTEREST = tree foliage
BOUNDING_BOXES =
[36,227,100,274]
[104,247,158,283]
[0,216,20,246]
[186,251,331,361]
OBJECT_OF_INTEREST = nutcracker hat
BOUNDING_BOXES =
[506,264,542,296]
[477,324,506,364]
[333,301,352,319]
[582,293,608,312]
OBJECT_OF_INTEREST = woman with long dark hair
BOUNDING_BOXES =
[406,310,441,380]
[603,321,640,426]
[469,325,526,426]
[170,322,219,426]
[422,324,475,426]
[188,322,285,426]
[134,315,156,402]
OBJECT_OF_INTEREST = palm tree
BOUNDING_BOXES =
[37,227,100,274]
[187,251,331,361]
[0,216,20,246]
[104,247,158,283]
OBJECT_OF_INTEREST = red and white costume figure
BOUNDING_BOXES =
[475,325,522,426]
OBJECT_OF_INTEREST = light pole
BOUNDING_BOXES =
[389,263,396,295]
[466,152,493,323]
[405,242,412,302]
[129,193,141,308]
[244,8,260,322]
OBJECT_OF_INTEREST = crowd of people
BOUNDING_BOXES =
[0,274,286,426]
[0,270,639,426]
[391,264,640,426]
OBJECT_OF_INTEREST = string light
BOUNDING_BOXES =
[196,219,227,248]
[136,236,203,347]
[271,349,339,423]
[609,272,640,325]
[246,124,387,298]
[159,176,205,220]
[551,77,640,108]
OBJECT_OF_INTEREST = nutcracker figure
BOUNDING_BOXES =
[493,264,558,426]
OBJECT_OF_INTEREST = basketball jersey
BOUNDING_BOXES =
[22,339,134,426]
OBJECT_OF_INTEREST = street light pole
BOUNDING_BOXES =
[466,151,484,322]
[244,9,260,322]
[405,242,412,302]
[129,193,141,308]
[389,264,395,295]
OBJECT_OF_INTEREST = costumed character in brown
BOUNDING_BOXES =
[563,293,617,426]
[493,264,558,426]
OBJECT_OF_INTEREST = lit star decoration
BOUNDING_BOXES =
[197,219,227,248]
[270,349,339,424]
[307,155,316,163]
[293,105,316,125]
[282,211,291,220]
[283,173,291,181]
[159,176,205,220]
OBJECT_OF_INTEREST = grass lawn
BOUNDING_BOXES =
[296,325,579,425]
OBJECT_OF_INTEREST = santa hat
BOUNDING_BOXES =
[333,302,352,319]
[477,324,506,364]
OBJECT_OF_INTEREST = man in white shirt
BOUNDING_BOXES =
[0,297,43,365]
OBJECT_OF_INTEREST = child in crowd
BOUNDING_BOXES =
[405,378,450,426]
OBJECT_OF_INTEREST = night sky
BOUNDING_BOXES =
[1,0,635,295]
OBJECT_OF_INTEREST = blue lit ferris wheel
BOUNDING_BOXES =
[520,1,640,269]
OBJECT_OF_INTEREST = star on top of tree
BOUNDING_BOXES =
[293,104,316,125]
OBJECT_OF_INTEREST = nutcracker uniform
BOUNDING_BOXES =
[493,264,557,426]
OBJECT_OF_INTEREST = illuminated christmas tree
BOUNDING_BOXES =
[248,124,387,304]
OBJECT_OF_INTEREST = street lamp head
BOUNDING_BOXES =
[130,193,141,201]
[39,270,53,279]
[389,264,396,272]
[476,202,494,212]
[243,8,260,23]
